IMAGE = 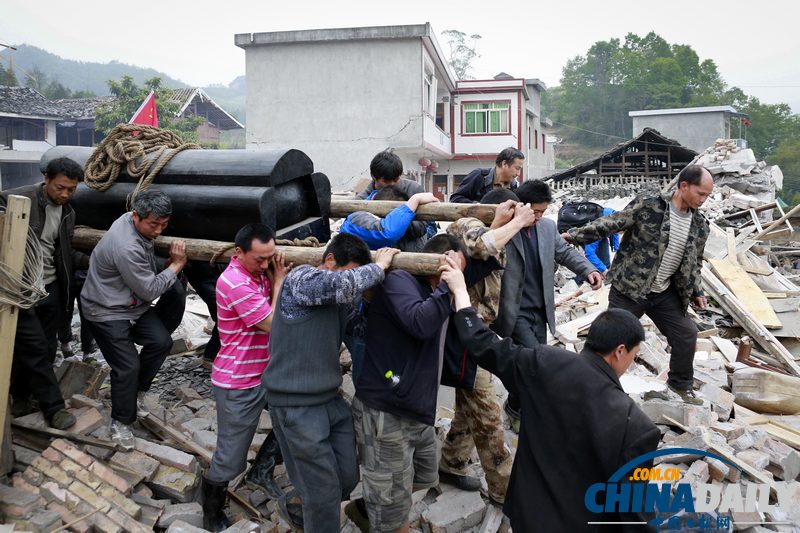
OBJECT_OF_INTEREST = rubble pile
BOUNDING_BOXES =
[699,139,784,226]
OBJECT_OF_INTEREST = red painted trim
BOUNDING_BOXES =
[459,99,512,136]
[423,141,452,159]
[517,92,522,151]
[461,132,515,137]
[450,103,455,154]
[457,77,525,83]
[455,87,523,95]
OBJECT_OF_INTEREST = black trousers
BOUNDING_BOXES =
[87,280,186,424]
[57,270,94,352]
[608,285,698,390]
[10,282,65,417]
[184,261,223,361]
[506,309,548,415]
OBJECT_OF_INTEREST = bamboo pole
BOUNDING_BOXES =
[0,195,32,449]
[329,199,497,225]
[72,227,443,276]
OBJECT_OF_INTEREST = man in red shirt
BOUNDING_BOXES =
[203,223,291,531]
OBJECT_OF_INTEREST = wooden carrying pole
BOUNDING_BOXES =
[0,195,33,447]
[329,199,498,225]
[73,227,443,277]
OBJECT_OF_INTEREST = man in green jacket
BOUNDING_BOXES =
[563,165,713,404]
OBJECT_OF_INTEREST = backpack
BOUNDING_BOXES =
[557,201,604,233]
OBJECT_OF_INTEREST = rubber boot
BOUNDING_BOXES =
[202,477,231,532]
[245,430,284,499]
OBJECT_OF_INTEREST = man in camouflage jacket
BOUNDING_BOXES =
[439,190,535,504]
[565,165,714,402]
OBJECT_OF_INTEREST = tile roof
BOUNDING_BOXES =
[0,86,63,118]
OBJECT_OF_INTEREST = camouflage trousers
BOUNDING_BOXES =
[440,367,513,503]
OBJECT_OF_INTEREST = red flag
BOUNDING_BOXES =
[129,91,159,127]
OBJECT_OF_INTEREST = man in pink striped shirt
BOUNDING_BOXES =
[202,223,291,531]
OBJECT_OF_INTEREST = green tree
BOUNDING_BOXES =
[2,63,19,86]
[24,66,49,93]
[723,87,800,158]
[554,32,727,147]
[441,30,481,80]
[95,75,203,144]
[769,138,800,203]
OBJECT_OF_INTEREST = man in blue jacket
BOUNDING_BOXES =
[352,234,467,533]
[339,188,438,252]
[449,147,524,203]
[576,207,619,284]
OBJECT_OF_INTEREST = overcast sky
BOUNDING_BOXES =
[2,0,798,111]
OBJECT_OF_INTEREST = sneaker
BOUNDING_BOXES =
[438,470,482,491]
[344,498,369,533]
[277,489,304,530]
[48,409,76,430]
[110,419,135,451]
[503,399,521,434]
[136,392,150,418]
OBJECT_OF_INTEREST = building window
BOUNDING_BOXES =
[463,102,510,134]
[542,133,546,154]
[534,128,538,150]
[436,102,445,130]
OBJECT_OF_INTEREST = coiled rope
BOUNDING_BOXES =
[0,228,47,311]
[84,123,199,208]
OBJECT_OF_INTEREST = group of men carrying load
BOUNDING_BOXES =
[1,145,714,532]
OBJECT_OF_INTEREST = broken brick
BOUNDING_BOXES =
[110,449,160,482]
[50,439,94,467]
[135,437,198,473]
[157,502,204,529]
[0,483,40,519]
[31,456,72,486]
[88,460,132,494]
[97,482,142,519]
[147,464,200,503]
[46,501,92,533]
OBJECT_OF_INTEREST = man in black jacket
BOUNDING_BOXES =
[1,157,90,429]
[452,282,660,532]
[353,234,466,533]
[449,147,523,203]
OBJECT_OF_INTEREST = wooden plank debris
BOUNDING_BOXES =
[708,258,782,329]
[701,266,800,376]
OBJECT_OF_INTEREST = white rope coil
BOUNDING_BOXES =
[0,228,47,311]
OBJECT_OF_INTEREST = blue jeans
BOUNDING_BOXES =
[270,396,359,533]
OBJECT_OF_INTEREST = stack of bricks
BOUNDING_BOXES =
[6,438,201,532]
